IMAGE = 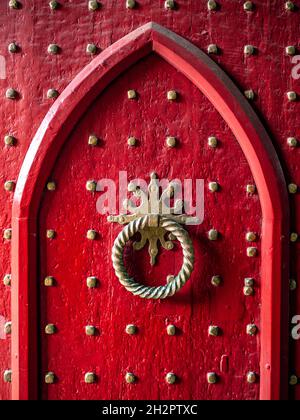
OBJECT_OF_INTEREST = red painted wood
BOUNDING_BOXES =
[11,23,288,400]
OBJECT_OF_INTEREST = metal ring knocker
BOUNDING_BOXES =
[111,215,195,299]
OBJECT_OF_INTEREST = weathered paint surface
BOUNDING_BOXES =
[0,0,298,400]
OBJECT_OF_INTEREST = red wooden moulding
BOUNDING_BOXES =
[11,22,289,400]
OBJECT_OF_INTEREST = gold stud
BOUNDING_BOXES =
[88,135,99,146]
[165,372,176,384]
[126,0,136,9]
[243,1,253,11]
[9,0,20,9]
[47,89,59,99]
[44,276,55,287]
[290,375,298,386]
[45,324,56,335]
[207,44,218,54]
[167,90,177,101]
[4,135,16,146]
[125,372,136,383]
[3,370,12,383]
[48,44,59,55]
[208,182,219,192]
[4,181,16,192]
[127,90,137,100]
[285,1,295,11]
[166,137,177,148]
[244,90,255,100]
[4,322,12,335]
[208,136,218,148]
[247,247,258,257]
[166,325,176,336]
[244,286,254,296]
[211,275,222,287]
[246,184,256,194]
[287,91,297,102]
[8,42,18,53]
[245,278,254,287]
[6,88,18,100]
[246,232,257,242]
[165,0,175,10]
[247,372,257,384]
[207,372,217,384]
[288,183,298,194]
[125,324,137,335]
[3,229,12,240]
[244,45,255,55]
[86,180,97,192]
[85,372,96,383]
[287,137,298,147]
[208,229,218,241]
[85,325,96,336]
[86,44,98,55]
[46,229,56,239]
[208,326,219,337]
[290,232,299,242]
[246,324,258,336]
[3,274,11,287]
[87,230,97,240]
[45,372,55,384]
[86,276,98,288]
[49,0,59,9]
[207,0,217,11]
[290,279,297,291]
[286,46,296,56]
[128,137,137,147]
[88,0,99,11]
[47,181,56,191]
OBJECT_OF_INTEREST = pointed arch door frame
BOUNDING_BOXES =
[11,22,289,400]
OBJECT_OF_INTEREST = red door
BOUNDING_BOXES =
[11,24,288,400]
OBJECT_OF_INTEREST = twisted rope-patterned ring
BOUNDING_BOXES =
[112,215,195,299]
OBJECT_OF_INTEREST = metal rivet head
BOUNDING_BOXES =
[128,137,137,147]
[167,90,177,101]
[244,90,255,100]
[45,372,55,384]
[85,372,97,384]
[166,137,177,148]
[290,232,299,242]
[9,0,20,9]
[86,180,97,192]
[6,88,18,100]
[208,326,219,337]
[285,1,295,11]
[88,0,99,11]
[126,0,136,9]
[48,44,59,55]
[4,322,12,335]
[49,0,59,9]
[287,137,298,147]
[46,229,56,239]
[3,229,12,240]
[165,0,175,10]
[4,135,16,146]
[247,372,257,384]
[211,275,222,287]
[246,324,258,336]
[127,90,137,100]
[166,325,176,336]
[88,135,99,146]
[85,325,96,336]
[246,232,257,242]
[207,372,217,384]
[44,276,55,287]
[8,42,18,53]
[45,324,56,335]
[290,279,297,291]
[87,230,97,240]
[288,183,298,194]
[208,182,219,192]
[208,136,218,148]
[244,45,255,55]
[247,247,258,257]
[47,89,59,99]
[207,44,218,54]
[87,276,98,288]
[287,91,297,101]
[246,184,256,194]
[47,181,56,191]
[3,370,12,383]
[125,324,137,335]
[3,274,11,287]
[4,180,16,192]
[125,372,136,384]
[165,372,176,384]
[244,278,254,287]
[207,0,217,11]
[243,1,253,11]
[208,229,218,241]
[286,46,296,56]
[86,44,98,55]
[290,375,298,386]
[244,286,254,296]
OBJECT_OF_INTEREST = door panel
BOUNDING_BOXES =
[39,53,261,400]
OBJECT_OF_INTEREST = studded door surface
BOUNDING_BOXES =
[37,51,263,400]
